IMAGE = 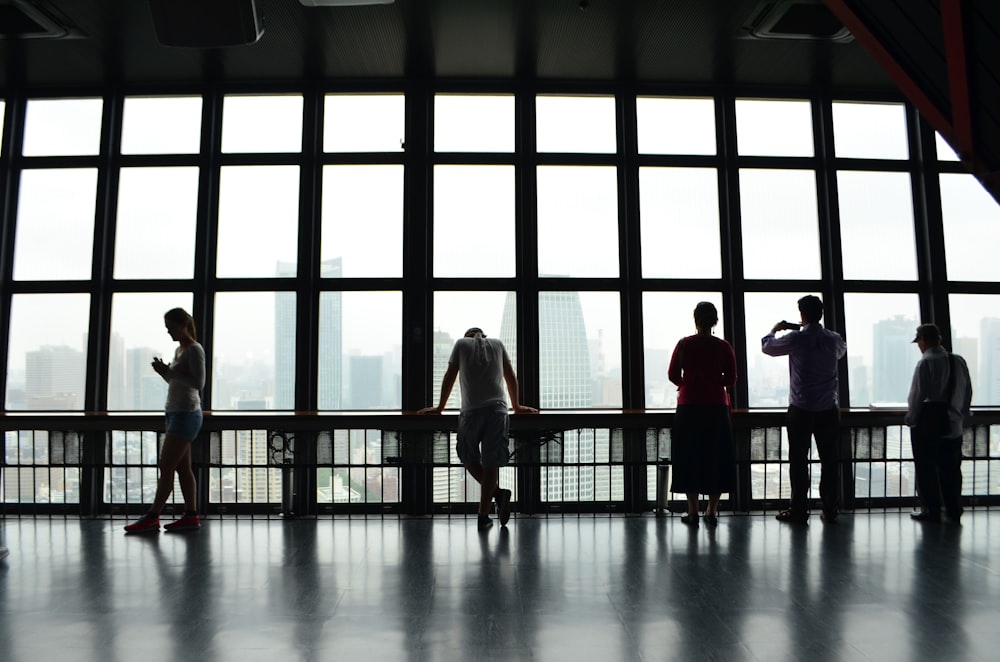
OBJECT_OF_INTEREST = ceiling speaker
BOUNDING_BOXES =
[149,0,263,48]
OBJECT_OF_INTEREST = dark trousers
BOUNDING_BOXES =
[786,405,840,515]
[910,428,964,518]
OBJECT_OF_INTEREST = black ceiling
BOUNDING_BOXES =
[0,0,896,93]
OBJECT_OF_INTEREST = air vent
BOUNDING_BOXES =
[745,0,853,42]
[0,0,81,40]
[149,0,263,48]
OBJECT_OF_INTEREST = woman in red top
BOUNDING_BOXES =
[668,302,737,526]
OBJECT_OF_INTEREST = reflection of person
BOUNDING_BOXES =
[762,295,847,524]
[419,327,537,531]
[668,302,737,526]
[0,546,7,561]
[905,323,972,523]
[125,308,206,533]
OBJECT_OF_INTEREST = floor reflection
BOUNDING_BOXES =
[0,513,997,661]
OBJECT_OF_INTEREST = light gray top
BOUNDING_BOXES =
[165,342,205,412]
[905,345,972,437]
[448,336,511,412]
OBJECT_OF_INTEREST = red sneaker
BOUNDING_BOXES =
[164,514,201,532]
[124,514,160,534]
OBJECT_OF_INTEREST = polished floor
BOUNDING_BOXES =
[0,511,998,662]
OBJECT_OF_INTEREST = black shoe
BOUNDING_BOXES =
[910,511,941,523]
[495,488,512,526]
[776,509,808,524]
[703,513,718,526]
[477,516,494,532]
[821,510,838,524]
[680,514,699,526]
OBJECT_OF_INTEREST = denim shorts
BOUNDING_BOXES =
[165,410,203,441]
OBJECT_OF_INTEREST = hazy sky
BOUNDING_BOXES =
[5,94,998,403]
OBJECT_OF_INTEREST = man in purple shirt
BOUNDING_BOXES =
[762,295,847,524]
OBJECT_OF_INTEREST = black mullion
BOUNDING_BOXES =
[910,105,951,337]
[297,85,321,413]
[193,88,223,410]
[0,95,26,403]
[516,86,541,516]
[86,93,123,413]
[814,94,848,401]
[618,88,646,513]
[717,91,748,409]
[619,90,643,410]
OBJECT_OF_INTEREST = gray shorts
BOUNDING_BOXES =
[456,405,510,467]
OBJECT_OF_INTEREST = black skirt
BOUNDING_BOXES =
[669,404,736,495]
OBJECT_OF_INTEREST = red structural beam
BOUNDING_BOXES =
[941,0,974,161]
[824,0,1000,199]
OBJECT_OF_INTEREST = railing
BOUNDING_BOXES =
[2,410,999,518]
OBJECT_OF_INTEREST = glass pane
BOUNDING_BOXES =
[23,98,103,156]
[636,97,716,155]
[736,99,813,157]
[321,165,402,278]
[122,96,202,155]
[950,294,1000,406]
[639,167,720,278]
[935,132,960,161]
[537,166,619,278]
[319,291,401,410]
[432,291,515,410]
[940,173,1000,281]
[434,165,515,277]
[114,167,198,279]
[5,293,90,410]
[536,95,616,153]
[108,293,194,411]
[324,94,405,153]
[13,169,97,281]
[838,171,917,280]
[222,95,303,153]
[843,293,921,407]
[832,102,908,159]
[539,291,621,408]
[642,292,725,408]
[740,169,820,279]
[434,94,514,152]
[213,292,294,410]
[216,166,300,278]
[744,292,823,408]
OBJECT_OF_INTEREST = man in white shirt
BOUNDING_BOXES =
[905,323,973,523]
[420,328,537,531]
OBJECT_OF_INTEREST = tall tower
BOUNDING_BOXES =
[873,315,917,404]
[980,317,1000,406]
[318,258,343,410]
[502,291,595,501]
[274,258,343,409]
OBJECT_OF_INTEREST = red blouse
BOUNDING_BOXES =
[668,334,737,406]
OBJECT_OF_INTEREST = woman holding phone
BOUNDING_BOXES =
[124,308,206,533]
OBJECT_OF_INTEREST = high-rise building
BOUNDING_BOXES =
[275,258,343,409]
[873,315,918,404]
[319,258,343,410]
[348,355,382,409]
[25,345,86,409]
[501,291,599,501]
[980,317,1000,405]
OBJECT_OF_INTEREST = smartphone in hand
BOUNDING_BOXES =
[783,321,801,330]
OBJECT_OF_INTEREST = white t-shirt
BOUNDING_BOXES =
[448,336,510,412]
[165,342,206,412]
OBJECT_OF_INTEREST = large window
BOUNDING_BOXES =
[2,89,999,420]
